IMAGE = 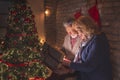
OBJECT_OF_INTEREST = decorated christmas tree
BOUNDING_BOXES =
[0,0,50,80]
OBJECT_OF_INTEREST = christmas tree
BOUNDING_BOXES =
[0,0,50,80]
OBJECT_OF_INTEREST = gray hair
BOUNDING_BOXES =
[63,17,75,27]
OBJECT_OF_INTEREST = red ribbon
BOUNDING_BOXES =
[0,59,26,67]
[34,77,45,80]
[6,33,37,38]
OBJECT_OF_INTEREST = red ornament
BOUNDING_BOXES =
[0,59,2,62]
[11,11,17,15]
[21,5,26,10]
[7,76,12,80]
[24,18,31,23]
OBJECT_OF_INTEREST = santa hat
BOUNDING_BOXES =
[73,0,101,27]
[74,10,81,19]
[88,0,101,26]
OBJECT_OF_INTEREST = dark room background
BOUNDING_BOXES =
[0,0,120,80]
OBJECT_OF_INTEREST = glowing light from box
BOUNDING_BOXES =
[40,37,45,45]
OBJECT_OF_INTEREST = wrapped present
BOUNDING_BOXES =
[41,42,64,70]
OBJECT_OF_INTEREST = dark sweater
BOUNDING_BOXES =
[70,33,113,80]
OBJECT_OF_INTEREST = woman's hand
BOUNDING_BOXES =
[54,66,70,75]
[62,56,71,67]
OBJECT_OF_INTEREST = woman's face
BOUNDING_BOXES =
[65,27,78,37]
[72,25,82,36]
[73,25,86,40]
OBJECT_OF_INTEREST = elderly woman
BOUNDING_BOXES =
[57,17,81,80]
[63,16,112,80]
[62,17,81,61]
[47,17,81,80]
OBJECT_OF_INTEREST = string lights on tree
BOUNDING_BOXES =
[0,0,50,80]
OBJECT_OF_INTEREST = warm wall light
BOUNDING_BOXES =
[45,9,50,16]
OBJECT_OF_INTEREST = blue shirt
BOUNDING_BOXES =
[70,33,112,80]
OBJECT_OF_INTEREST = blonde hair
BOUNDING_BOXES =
[73,16,101,36]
